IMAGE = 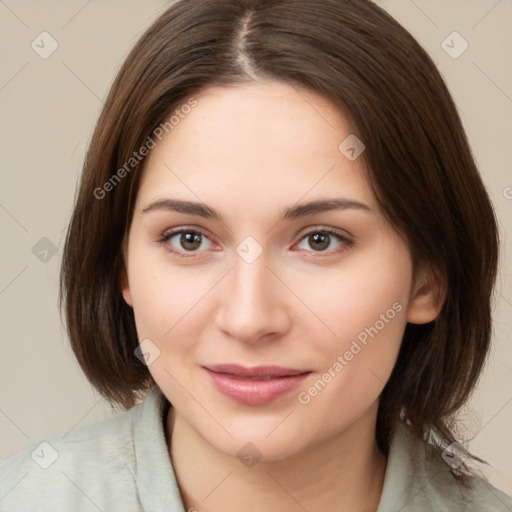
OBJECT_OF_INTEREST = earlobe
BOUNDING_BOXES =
[119,265,133,307]
[407,266,446,324]
[122,283,133,307]
[119,237,133,307]
[119,246,133,307]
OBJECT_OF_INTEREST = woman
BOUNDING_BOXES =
[1,0,510,510]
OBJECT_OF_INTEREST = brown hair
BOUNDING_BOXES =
[60,0,498,481]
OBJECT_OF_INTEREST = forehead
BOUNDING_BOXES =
[136,79,375,210]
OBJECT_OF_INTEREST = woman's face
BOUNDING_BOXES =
[122,79,433,460]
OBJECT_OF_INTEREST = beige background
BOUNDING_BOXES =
[1,0,511,496]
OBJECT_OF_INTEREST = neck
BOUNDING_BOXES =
[167,403,387,512]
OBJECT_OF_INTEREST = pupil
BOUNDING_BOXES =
[310,233,329,251]
[181,232,201,250]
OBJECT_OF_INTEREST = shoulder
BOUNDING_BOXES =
[420,440,512,512]
[0,391,147,511]
[378,421,512,512]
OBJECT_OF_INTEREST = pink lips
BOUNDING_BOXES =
[204,364,312,406]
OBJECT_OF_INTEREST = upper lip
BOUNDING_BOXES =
[204,364,311,378]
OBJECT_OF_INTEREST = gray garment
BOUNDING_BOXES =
[1,386,510,511]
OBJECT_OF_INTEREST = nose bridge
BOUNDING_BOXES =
[215,243,289,342]
[229,244,271,316]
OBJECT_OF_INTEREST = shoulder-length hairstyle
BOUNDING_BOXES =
[60,0,498,482]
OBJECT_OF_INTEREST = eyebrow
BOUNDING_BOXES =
[141,197,373,221]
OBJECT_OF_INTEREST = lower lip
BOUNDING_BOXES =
[204,368,311,406]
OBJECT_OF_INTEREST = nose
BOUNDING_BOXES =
[214,248,291,344]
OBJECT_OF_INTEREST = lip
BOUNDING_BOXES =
[203,364,312,406]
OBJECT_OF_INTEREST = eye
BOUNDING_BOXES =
[158,228,217,257]
[294,228,353,255]
[158,226,354,259]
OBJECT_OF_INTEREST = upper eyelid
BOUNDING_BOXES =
[162,225,350,238]
[296,225,353,240]
[161,226,217,243]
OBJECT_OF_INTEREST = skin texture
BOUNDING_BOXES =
[121,80,441,511]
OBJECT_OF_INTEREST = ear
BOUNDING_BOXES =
[407,264,446,324]
[119,239,133,307]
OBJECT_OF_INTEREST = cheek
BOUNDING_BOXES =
[126,250,213,392]
[287,248,412,352]
[292,247,412,421]
[126,246,221,346]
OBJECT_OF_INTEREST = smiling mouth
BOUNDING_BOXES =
[203,364,312,405]
[204,363,310,378]
[216,374,297,381]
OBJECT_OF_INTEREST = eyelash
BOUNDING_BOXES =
[157,226,354,259]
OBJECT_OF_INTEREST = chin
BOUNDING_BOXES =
[216,432,310,463]
[193,411,315,462]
